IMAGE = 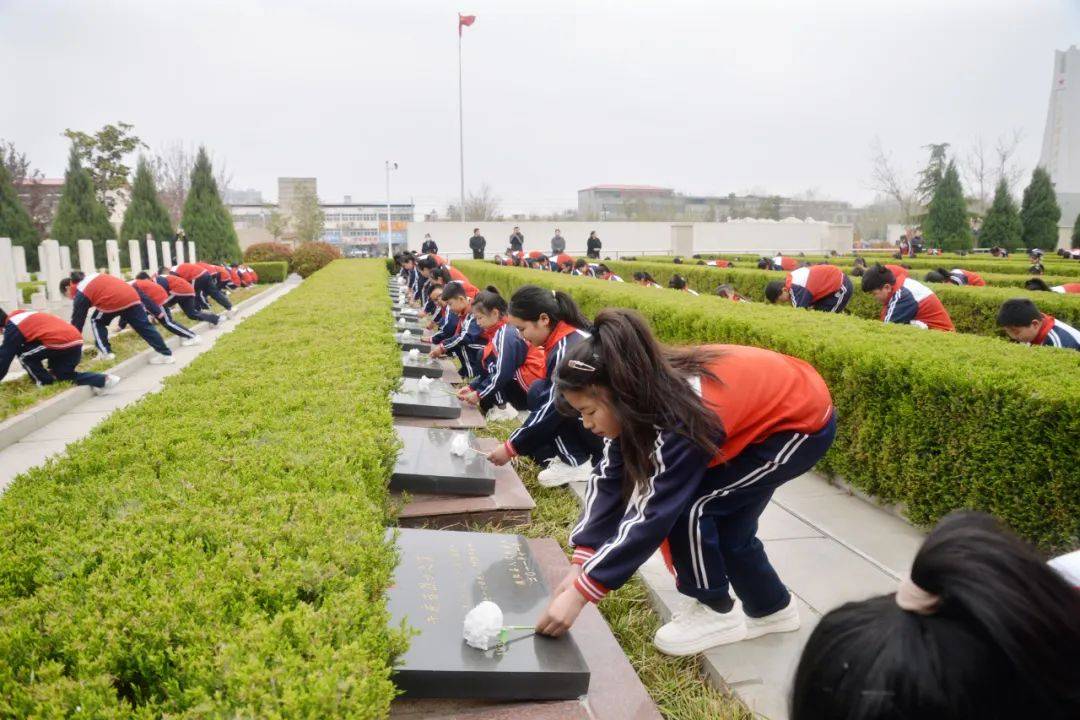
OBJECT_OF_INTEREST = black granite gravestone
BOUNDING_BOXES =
[388,527,591,700]
[401,352,446,379]
[394,320,427,335]
[392,426,496,496]
[393,379,463,419]
[397,333,432,353]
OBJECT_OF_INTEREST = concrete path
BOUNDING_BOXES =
[0,281,299,494]
[568,471,925,720]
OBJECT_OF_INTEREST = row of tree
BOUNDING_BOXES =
[0,127,240,271]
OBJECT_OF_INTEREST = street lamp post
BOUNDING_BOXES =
[385,161,398,257]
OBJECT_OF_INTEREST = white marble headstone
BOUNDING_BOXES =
[78,239,96,274]
[0,237,18,308]
[161,240,172,268]
[145,235,158,274]
[106,239,121,276]
[12,245,29,282]
[128,240,142,276]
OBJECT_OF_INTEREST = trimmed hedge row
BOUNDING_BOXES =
[456,260,1080,551]
[605,260,1080,339]
[247,260,289,283]
[651,253,1080,278]
[0,261,407,716]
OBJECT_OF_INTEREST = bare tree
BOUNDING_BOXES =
[461,182,501,221]
[994,128,1025,194]
[868,136,917,223]
[149,140,235,225]
[962,135,991,213]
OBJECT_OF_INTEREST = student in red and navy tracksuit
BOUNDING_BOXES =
[533,309,836,656]
[765,264,853,312]
[572,259,596,277]
[457,287,547,420]
[486,286,603,487]
[861,264,955,331]
[153,271,220,326]
[428,281,485,378]
[1024,278,1080,294]
[427,286,458,346]
[59,271,174,362]
[924,267,986,287]
[702,259,733,268]
[996,298,1080,351]
[668,274,700,295]
[715,284,752,303]
[128,276,201,345]
[758,255,800,271]
[172,262,233,315]
[596,264,624,282]
[0,308,118,391]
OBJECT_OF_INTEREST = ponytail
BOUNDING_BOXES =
[473,286,507,315]
[508,285,590,329]
[668,274,688,290]
[791,511,1080,720]
[555,308,725,494]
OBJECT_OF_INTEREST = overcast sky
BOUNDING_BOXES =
[2,0,1076,213]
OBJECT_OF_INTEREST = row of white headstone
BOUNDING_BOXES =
[0,236,197,311]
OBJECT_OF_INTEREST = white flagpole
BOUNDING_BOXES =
[458,22,466,222]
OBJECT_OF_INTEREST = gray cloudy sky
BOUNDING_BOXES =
[2,0,1076,213]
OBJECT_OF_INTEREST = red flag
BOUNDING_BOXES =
[458,13,476,36]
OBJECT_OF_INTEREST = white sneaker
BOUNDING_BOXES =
[99,352,116,361]
[149,354,175,365]
[485,404,520,423]
[653,600,747,656]
[180,336,202,347]
[536,458,594,488]
[744,596,800,639]
[92,374,121,395]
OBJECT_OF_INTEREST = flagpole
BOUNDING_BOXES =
[458,25,466,222]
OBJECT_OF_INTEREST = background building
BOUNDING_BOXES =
[1039,45,1080,247]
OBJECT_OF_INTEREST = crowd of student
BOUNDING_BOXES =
[394,251,1079,718]
[0,262,259,392]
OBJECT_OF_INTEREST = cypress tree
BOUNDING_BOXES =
[50,144,115,266]
[979,178,1023,251]
[922,161,972,252]
[120,156,173,255]
[0,162,40,271]
[179,147,240,262]
[1070,210,1079,249]
[1019,167,1061,251]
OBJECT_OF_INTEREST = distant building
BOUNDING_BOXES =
[224,188,264,205]
[577,184,853,223]
[1039,46,1080,248]
[13,177,64,234]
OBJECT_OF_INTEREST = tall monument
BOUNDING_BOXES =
[1039,45,1080,193]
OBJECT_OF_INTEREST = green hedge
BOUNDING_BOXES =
[456,260,1080,551]
[606,260,1080,339]
[0,260,407,716]
[16,282,43,303]
[247,260,289,283]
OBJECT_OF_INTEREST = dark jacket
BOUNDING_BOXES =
[586,235,601,258]
[469,234,486,259]
[550,235,566,254]
[421,239,438,254]
[509,232,524,252]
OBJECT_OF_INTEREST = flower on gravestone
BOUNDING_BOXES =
[407,348,420,360]
[450,432,471,457]
[398,317,407,327]
[416,375,435,392]
[401,330,413,340]
[462,601,535,651]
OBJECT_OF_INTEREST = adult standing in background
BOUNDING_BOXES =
[550,228,566,256]
[509,226,524,253]
[421,233,438,254]
[469,228,486,259]
[586,230,602,259]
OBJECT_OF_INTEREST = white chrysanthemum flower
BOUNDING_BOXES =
[463,601,503,650]
[450,433,471,457]
[407,348,420,360]
[416,376,435,392]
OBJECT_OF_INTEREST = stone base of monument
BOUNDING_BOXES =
[390,533,661,720]
[394,437,533,529]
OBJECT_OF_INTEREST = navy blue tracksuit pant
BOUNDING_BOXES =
[523,379,603,468]
[666,413,837,617]
[91,305,171,356]
[19,344,106,388]
[168,296,219,325]
[194,274,232,312]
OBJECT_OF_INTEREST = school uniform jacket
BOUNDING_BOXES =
[947,269,985,286]
[469,322,546,400]
[1032,315,1080,350]
[772,256,799,271]
[881,277,955,331]
[0,310,84,381]
[156,274,196,298]
[786,265,846,308]
[568,345,834,602]
[446,266,479,299]
[70,272,142,331]
[429,308,458,345]
[1051,283,1080,294]
[439,311,485,377]
[172,262,209,284]
[130,279,169,315]
[506,321,591,458]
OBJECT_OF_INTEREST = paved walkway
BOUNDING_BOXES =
[568,470,925,720]
[0,281,299,493]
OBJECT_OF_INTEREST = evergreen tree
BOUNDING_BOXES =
[922,161,971,252]
[1019,167,1061,251]
[0,162,40,271]
[50,145,115,267]
[120,156,173,257]
[979,178,1023,251]
[1072,211,1080,249]
[179,147,240,262]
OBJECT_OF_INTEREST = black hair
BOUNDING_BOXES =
[507,284,590,329]
[757,258,771,269]
[429,266,453,285]
[596,264,612,275]
[691,254,702,259]
[473,286,507,315]
[554,308,726,495]
[668,274,688,290]
[714,283,736,298]
[136,271,151,280]
[853,256,868,268]
[764,280,785,303]
[924,270,948,283]
[59,270,84,295]
[0,308,8,325]
[790,511,1080,720]
[860,264,895,292]
[440,281,469,302]
[417,255,441,271]
[632,272,644,282]
[672,257,683,264]
[1028,263,1044,275]
[1024,278,1051,292]
[574,258,588,269]
[851,265,865,277]
[638,271,655,284]
[696,260,705,265]
[996,298,1042,327]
